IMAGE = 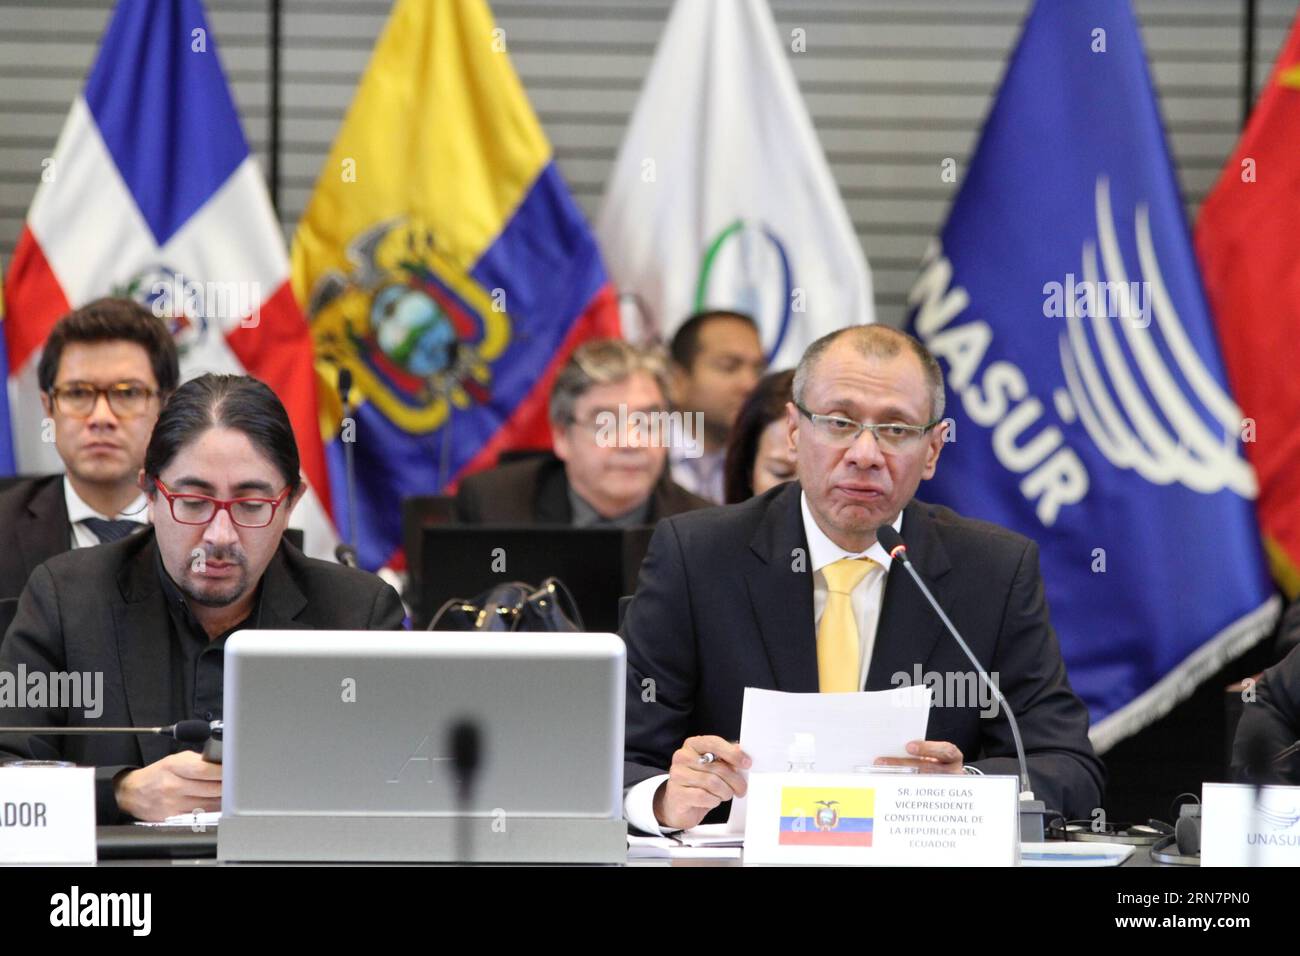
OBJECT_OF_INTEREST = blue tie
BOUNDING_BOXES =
[82,518,141,543]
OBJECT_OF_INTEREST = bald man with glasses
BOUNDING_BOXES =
[621,325,1104,833]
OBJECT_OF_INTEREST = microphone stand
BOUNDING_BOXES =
[337,367,360,567]
[879,528,1048,842]
[0,719,219,750]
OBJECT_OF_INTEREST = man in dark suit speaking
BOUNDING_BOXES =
[621,325,1104,833]
[0,374,404,823]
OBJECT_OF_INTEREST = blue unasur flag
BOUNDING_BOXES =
[904,0,1277,750]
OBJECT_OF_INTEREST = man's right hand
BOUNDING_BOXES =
[653,735,751,831]
[113,751,222,822]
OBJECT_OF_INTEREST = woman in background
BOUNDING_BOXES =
[722,369,796,504]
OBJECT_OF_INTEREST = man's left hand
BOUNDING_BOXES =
[874,740,965,773]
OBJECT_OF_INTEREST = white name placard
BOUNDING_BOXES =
[0,767,96,864]
[1202,782,1300,867]
[743,771,1018,866]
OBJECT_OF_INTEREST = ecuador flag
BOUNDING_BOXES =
[779,786,874,847]
[292,0,620,570]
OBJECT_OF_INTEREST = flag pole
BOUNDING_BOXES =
[1241,0,1257,129]
[269,0,283,211]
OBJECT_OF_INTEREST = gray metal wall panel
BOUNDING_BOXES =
[0,0,1294,324]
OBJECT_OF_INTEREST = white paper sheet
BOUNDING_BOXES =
[133,811,221,828]
[726,684,932,831]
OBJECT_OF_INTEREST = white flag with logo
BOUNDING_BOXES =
[596,0,873,367]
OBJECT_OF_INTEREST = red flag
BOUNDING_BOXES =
[1196,14,1300,597]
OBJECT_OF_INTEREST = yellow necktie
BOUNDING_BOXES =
[817,557,876,693]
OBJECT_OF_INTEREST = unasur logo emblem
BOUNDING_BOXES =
[1056,177,1254,497]
[695,218,793,362]
[1248,802,1300,848]
[306,217,511,434]
[911,175,1256,530]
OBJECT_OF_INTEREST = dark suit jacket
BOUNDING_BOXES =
[0,475,71,601]
[453,453,712,524]
[621,482,1105,822]
[1232,643,1300,783]
[0,528,406,822]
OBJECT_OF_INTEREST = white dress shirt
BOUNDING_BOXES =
[624,492,903,834]
[63,477,150,549]
[669,445,725,504]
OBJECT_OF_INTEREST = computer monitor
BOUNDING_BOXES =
[218,629,628,863]
[416,525,654,630]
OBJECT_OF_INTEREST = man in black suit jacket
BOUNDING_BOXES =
[454,339,713,526]
[0,373,404,823]
[0,297,181,601]
[621,325,1103,832]
[0,475,70,602]
[1232,643,1300,783]
[454,452,709,525]
[0,530,403,822]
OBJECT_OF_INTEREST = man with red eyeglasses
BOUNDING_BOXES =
[0,373,404,822]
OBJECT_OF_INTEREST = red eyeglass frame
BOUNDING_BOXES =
[151,477,291,528]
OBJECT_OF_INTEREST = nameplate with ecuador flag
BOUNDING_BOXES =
[743,772,1018,866]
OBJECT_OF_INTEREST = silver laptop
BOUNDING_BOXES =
[218,630,627,863]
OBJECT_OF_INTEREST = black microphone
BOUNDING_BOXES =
[449,719,482,863]
[338,366,353,406]
[1244,733,1276,867]
[875,524,1047,840]
[334,543,359,568]
[337,366,359,553]
[0,719,218,743]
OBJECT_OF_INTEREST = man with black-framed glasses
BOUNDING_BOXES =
[0,298,178,601]
[622,324,1104,833]
[0,373,405,822]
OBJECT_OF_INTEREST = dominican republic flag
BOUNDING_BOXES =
[904,0,1277,750]
[2,0,336,556]
[291,0,619,570]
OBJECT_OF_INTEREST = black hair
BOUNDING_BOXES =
[723,368,795,504]
[143,374,301,491]
[38,297,180,394]
[668,310,759,370]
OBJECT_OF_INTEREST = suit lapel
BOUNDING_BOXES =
[648,473,686,522]
[257,546,309,629]
[866,500,953,691]
[18,476,72,581]
[113,535,175,766]
[534,457,573,524]
[115,541,309,765]
[744,484,819,693]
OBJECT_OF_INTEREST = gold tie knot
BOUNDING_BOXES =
[823,557,875,595]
